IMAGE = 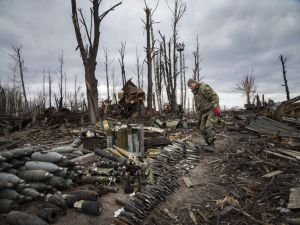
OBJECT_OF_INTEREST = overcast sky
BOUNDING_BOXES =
[0,0,299,108]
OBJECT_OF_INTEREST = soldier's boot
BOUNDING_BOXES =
[203,140,216,152]
[203,128,216,152]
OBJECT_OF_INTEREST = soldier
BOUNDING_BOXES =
[187,78,221,151]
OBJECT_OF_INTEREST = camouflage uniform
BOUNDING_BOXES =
[193,82,219,145]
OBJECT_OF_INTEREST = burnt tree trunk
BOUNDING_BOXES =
[71,0,121,123]
[118,42,127,87]
[279,54,290,101]
[183,52,186,110]
[85,66,98,122]
[103,48,111,100]
[42,69,46,110]
[145,7,152,109]
[12,46,29,112]
[58,50,64,109]
[48,69,52,108]
[170,0,186,112]
[192,35,202,82]
[135,48,142,89]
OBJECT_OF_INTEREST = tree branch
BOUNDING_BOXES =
[99,2,122,23]
[71,0,87,65]
[78,9,92,47]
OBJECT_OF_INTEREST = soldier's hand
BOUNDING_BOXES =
[213,107,221,117]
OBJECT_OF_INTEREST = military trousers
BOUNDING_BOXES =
[198,110,218,145]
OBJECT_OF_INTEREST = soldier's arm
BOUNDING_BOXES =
[201,84,219,108]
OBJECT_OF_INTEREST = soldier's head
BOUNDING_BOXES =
[187,78,197,90]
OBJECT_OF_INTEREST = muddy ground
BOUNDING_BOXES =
[0,123,299,225]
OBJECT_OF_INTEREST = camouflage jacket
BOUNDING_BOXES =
[193,82,219,113]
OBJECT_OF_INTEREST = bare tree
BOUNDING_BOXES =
[57,50,64,109]
[48,69,52,107]
[135,48,143,89]
[74,74,81,111]
[279,54,290,101]
[167,0,186,112]
[42,69,46,109]
[183,50,186,110]
[111,68,118,103]
[176,42,184,108]
[236,73,257,105]
[10,46,29,111]
[118,42,127,87]
[154,48,163,113]
[192,35,202,82]
[142,1,159,108]
[71,0,121,123]
[64,72,67,107]
[103,48,113,100]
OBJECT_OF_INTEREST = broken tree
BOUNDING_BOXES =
[71,0,121,123]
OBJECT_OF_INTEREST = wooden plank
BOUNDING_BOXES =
[189,211,198,225]
[144,126,165,134]
[288,187,300,209]
[262,170,283,178]
[183,177,194,188]
[276,148,300,160]
[162,208,178,220]
[264,150,299,162]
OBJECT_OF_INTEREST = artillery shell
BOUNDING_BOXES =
[115,215,135,225]
[66,190,98,201]
[45,193,67,209]
[0,154,7,162]
[27,182,52,192]
[0,181,13,188]
[10,147,34,157]
[57,159,78,167]
[25,161,63,173]
[48,146,75,153]
[1,151,15,160]
[36,208,59,223]
[15,183,31,192]
[6,168,18,175]
[9,159,25,167]
[31,152,65,163]
[40,202,67,216]
[71,150,83,156]
[102,185,119,193]
[120,211,143,225]
[17,170,53,182]
[73,200,103,216]
[0,188,24,201]
[0,199,18,214]
[45,176,72,190]
[55,167,68,178]
[6,210,49,225]
[0,172,25,184]
[62,194,79,207]
[21,188,44,199]
[1,161,13,170]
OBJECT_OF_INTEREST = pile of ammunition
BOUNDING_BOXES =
[0,145,89,215]
[114,140,202,225]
